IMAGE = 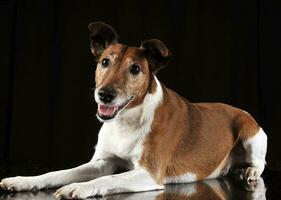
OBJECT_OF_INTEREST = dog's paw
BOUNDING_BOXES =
[54,183,94,199]
[240,167,261,183]
[0,177,40,192]
[54,182,123,199]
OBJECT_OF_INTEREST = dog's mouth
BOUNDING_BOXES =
[97,97,133,121]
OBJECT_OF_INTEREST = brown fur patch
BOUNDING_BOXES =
[233,113,260,140]
[139,85,261,183]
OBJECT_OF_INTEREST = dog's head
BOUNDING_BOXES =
[88,22,171,122]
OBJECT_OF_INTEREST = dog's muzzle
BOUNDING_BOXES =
[97,96,134,121]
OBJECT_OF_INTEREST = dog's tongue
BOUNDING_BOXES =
[98,105,117,116]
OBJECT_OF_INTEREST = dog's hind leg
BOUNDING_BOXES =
[239,128,267,183]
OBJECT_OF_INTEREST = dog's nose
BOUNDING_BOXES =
[98,87,116,104]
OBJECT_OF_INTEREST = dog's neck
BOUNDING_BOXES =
[113,75,163,132]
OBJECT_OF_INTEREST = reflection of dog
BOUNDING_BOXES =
[0,22,267,199]
[0,178,266,200]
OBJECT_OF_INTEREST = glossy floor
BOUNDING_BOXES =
[0,175,279,200]
[0,165,280,200]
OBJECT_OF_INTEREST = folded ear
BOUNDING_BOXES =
[140,39,172,73]
[88,22,118,59]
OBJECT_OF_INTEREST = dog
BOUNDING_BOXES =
[0,22,267,199]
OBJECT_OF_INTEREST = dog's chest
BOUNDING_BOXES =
[99,121,148,166]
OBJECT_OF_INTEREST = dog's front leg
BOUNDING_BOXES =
[0,158,115,192]
[54,168,164,199]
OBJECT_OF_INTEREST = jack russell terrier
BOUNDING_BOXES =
[0,22,267,199]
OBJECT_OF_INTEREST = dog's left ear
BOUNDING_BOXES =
[140,39,172,73]
[88,22,118,59]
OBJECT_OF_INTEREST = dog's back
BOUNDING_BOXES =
[139,85,267,185]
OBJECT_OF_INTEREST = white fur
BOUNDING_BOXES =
[241,128,267,180]
[0,160,116,191]
[243,128,267,167]
[164,172,197,184]
[0,76,164,199]
[54,168,164,199]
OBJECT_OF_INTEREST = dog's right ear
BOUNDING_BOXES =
[88,22,118,59]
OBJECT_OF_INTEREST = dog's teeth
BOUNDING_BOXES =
[113,106,118,112]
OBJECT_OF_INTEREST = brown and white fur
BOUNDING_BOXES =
[0,22,267,199]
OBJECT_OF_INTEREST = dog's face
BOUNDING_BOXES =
[94,44,151,121]
[88,22,171,121]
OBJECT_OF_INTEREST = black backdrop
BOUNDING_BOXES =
[0,0,280,172]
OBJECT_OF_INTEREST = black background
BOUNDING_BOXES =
[0,0,280,173]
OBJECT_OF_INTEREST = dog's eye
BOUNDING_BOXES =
[130,64,140,75]
[101,58,110,68]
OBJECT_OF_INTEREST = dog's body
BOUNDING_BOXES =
[0,22,267,199]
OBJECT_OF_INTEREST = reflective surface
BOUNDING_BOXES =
[0,177,272,200]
